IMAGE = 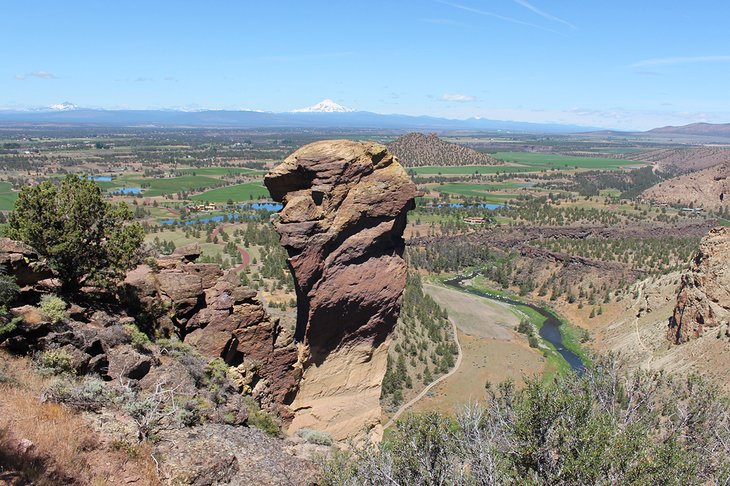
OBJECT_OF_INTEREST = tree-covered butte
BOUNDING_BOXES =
[7,174,144,294]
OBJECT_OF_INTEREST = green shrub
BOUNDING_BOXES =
[0,316,21,341]
[517,319,533,335]
[125,323,151,350]
[43,376,112,411]
[176,397,209,427]
[321,354,730,485]
[157,338,194,358]
[248,409,281,438]
[241,396,281,438]
[0,269,19,305]
[7,174,144,293]
[38,348,75,375]
[296,428,333,446]
[38,295,67,324]
[528,335,540,348]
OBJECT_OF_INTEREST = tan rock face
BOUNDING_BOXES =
[668,227,730,343]
[264,140,416,440]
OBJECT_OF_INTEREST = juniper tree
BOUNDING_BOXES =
[7,174,144,294]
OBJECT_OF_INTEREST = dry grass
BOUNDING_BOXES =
[0,353,161,485]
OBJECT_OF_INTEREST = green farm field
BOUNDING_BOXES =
[129,175,221,197]
[411,165,538,175]
[492,152,645,169]
[175,167,264,176]
[0,182,18,211]
[190,182,270,202]
[434,182,527,199]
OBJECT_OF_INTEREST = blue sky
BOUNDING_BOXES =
[2,1,730,130]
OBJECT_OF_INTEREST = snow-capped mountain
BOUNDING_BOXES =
[291,99,354,113]
[48,102,78,111]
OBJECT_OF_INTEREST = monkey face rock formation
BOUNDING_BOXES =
[668,227,730,343]
[264,140,416,441]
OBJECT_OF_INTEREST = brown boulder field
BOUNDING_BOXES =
[265,140,417,440]
[668,226,730,343]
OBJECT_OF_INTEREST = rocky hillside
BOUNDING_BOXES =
[387,132,501,167]
[637,146,730,174]
[588,231,730,395]
[0,239,319,485]
[265,140,417,442]
[668,226,730,344]
[642,161,729,210]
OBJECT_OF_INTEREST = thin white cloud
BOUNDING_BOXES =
[630,55,730,67]
[435,0,561,34]
[512,0,576,29]
[29,70,57,79]
[15,70,58,80]
[441,93,477,102]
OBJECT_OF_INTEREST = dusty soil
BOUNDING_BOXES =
[409,329,547,415]
[407,284,547,415]
[425,284,519,339]
[587,272,730,394]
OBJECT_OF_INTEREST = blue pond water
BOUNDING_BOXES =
[432,203,505,210]
[242,202,283,211]
[90,176,112,181]
[160,202,283,225]
[113,187,142,195]
[160,214,242,225]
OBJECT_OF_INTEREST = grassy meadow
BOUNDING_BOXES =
[190,182,270,202]
[411,165,538,175]
[129,175,221,197]
[491,152,644,170]
[0,182,18,211]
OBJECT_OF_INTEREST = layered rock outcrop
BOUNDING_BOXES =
[668,227,730,343]
[264,140,417,440]
[122,244,299,408]
[0,237,53,287]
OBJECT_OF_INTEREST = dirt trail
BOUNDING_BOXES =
[210,223,251,271]
[383,316,463,429]
[384,282,535,427]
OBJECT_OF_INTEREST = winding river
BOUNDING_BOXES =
[444,275,586,373]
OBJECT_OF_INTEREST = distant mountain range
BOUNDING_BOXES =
[647,122,730,137]
[0,100,600,133]
[291,99,354,113]
[3,101,730,136]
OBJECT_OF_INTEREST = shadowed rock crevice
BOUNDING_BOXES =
[265,140,416,441]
